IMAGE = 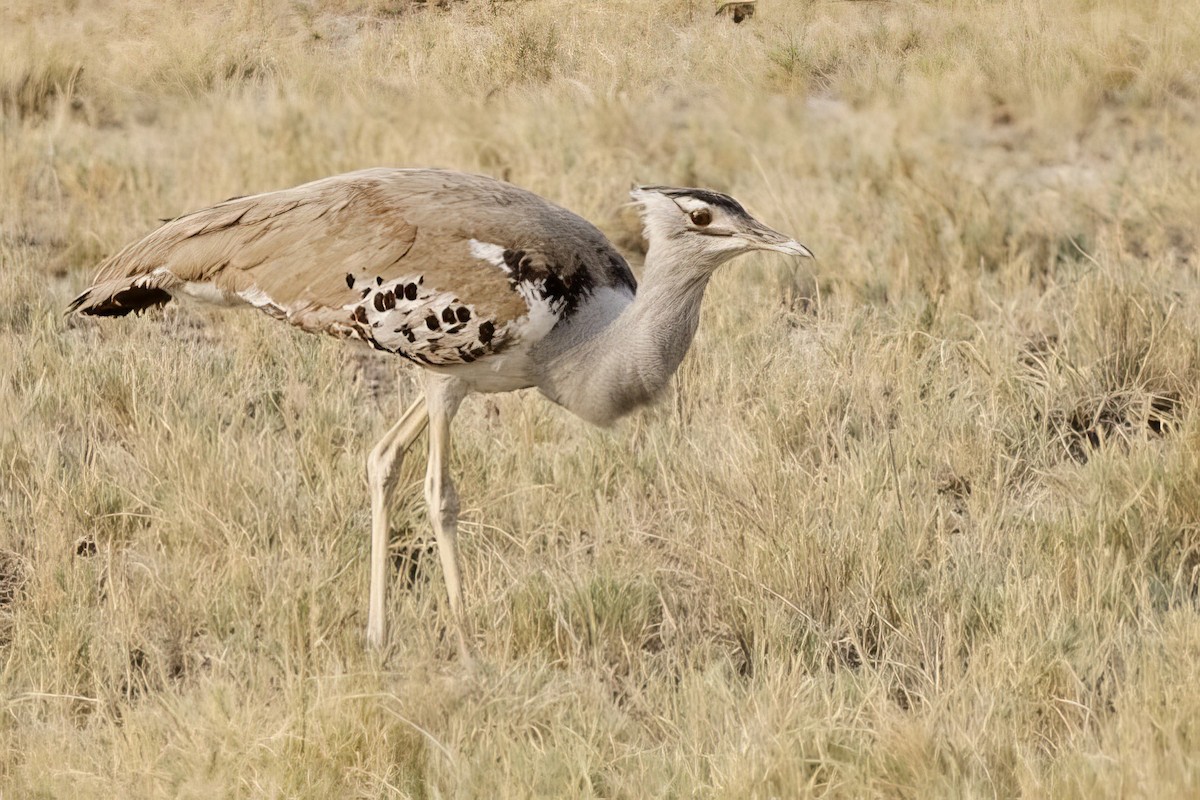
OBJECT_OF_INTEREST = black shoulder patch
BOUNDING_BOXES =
[606,251,637,292]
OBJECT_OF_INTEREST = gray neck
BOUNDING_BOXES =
[538,248,714,426]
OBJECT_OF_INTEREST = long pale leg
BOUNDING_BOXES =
[366,396,430,648]
[423,374,471,658]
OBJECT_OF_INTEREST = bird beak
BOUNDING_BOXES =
[764,238,815,258]
[741,220,815,259]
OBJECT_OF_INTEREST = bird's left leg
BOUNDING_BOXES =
[366,396,430,649]
[423,373,471,659]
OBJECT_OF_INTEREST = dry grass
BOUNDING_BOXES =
[3,0,1200,796]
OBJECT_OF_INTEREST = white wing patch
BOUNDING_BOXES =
[468,238,570,343]
[237,286,287,317]
[346,275,498,366]
[468,239,507,266]
[141,266,241,307]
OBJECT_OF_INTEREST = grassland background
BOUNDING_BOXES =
[3,0,1200,796]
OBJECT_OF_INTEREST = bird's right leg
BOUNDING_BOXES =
[366,396,430,649]
[423,374,471,661]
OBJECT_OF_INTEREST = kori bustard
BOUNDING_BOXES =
[68,168,812,650]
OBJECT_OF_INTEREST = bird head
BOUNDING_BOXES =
[629,185,813,273]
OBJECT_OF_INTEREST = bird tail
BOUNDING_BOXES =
[64,217,195,318]
[66,273,174,317]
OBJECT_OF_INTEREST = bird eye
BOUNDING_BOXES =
[689,208,712,227]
